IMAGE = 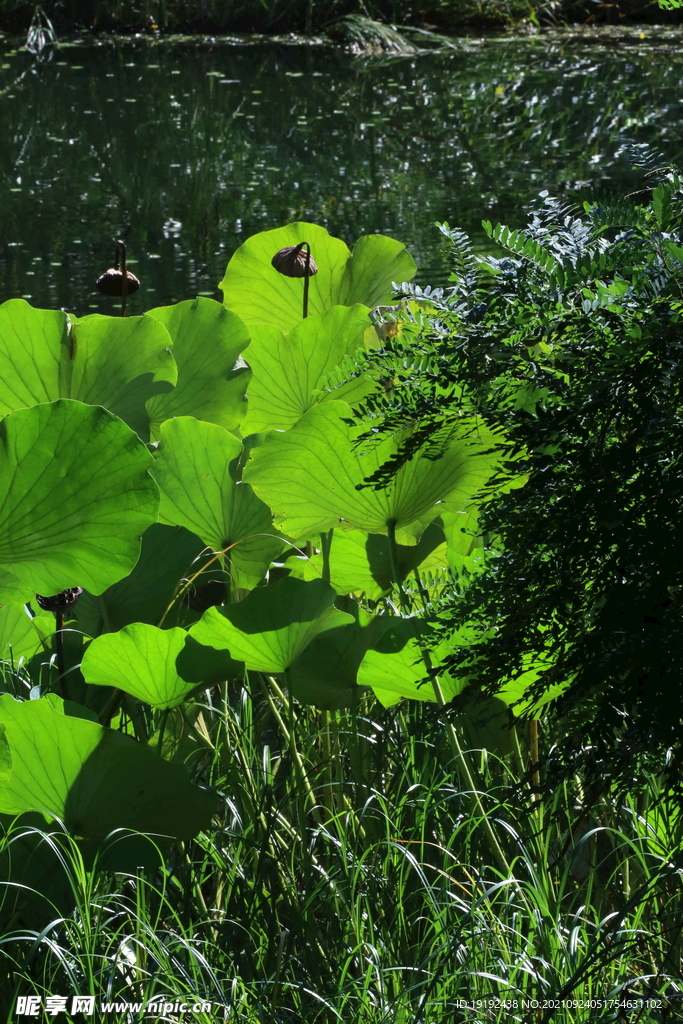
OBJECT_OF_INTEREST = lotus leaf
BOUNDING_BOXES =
[74,524,209,636]
[219,222,416,332]
[153,417,283,590]
[0,300,177,440]
[358,623,465,707]
[82,623,242,708]
[242,305,376,433]
[191,576,354,673]
[244,401,504,542]
[296,522,449,598]
[145,297,251,438]
[287,607,396,709]
[0,694,216,841]
[0,605,54,665]
[0,401,159,595]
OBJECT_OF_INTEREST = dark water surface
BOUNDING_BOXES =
[1,32,683,314]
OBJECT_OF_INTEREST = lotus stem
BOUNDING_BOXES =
[302,241,312,319]
[55,608,67,698]
[117,239,129,317]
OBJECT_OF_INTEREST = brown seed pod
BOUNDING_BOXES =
[271,244,318,278]
[96,267,141,297]
[35,588,83,612]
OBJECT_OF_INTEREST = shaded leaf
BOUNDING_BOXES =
[297,522,449,598]
[73,524,209,636]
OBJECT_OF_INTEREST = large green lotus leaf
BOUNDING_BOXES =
[244,401,501,542]
[0,401,159,596]
[82,624,190,708]
[288,625,365,709]
[145,298,251,439]
[242,305,375,433]
[81,623,239,708]
[358,624,465,708]
[153,417,282,590]
[0,694,216,840]
[336,233,418,310]
[74,524,208,636]
[297,523,449,599]
[219,223,416,333]
[0,300,177,440]
[0,605,54,665]
[190,576,354,673]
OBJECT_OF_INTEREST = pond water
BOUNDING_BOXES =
[1,31,683,314]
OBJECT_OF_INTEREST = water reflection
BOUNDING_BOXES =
[1,36,682,313]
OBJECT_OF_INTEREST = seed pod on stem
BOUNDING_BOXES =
[96,240,140,316]
[271,242,317,319]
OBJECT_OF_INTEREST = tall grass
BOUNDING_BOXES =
[2,679,682,1022]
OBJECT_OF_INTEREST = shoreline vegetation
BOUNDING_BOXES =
[0,0,682,45]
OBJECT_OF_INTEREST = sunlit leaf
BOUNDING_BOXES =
[0,694,216,841]
[145,297,251,438]
[0,401,159,596]
[190,576,354,673]
[153,417,282,590]
[243,304,375,432]
[81,622,240,708]
[219,222,416,332]
[0,300,177,440]
[244,400,504,542]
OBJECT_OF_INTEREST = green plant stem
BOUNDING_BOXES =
[54,608,67,698]
[529,718,541,803]
[303,241,312,319]
[387,518,512,878]
[157,707,170,757]
[98,686,123,726]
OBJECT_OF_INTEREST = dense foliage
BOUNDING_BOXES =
[356,159,683,798]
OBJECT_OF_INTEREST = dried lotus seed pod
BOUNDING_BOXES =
[35,588,83,612]
[96,267,141,296]
[271,243,318,278]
